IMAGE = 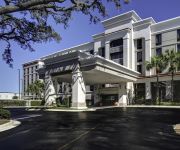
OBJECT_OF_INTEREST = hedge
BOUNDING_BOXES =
[0,100,26,107]
[0,108,11,119]
[31,100,42,106]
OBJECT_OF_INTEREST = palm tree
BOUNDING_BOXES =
[33,80,45,99]
[27,84,36,100]
[146,55,167,104]
[27,80,44,99]
[164,50,180,101]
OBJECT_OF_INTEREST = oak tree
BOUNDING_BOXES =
[0,0,129,66]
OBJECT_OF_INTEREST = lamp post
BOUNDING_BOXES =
[18,69,21,100]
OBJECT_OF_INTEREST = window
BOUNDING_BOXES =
[177,29,180,41]
[31,74,33,83]
[110,52,123,59]
[156,48,162,56]
[110,51,123,65]
[137,39,142,49]
[98,47,105,57]
[137,65,142,74]
[90,86,94,91]
[177,44,180,52]
[27,68,29,74]
[110,39,123,47]
[156,34,162,45]
[89,50,94,55]
[137,51,142,62]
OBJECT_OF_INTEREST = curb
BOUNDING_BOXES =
[0,120,21,132]
[174,124,180,135]
[27,105,180,112]
[125,105,180,109]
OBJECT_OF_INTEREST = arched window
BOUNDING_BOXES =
[110,38,123,48]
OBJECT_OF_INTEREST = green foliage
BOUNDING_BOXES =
[0,0,129,67]
[164,50,180,73]
[0,108,11,119]
[31,100,42,106]
[163,50,180,101]
[0,100,26,107]
[12,95,18,99]
[55,97,70,107]
[145,55,167,73]
[160,101,180,106]
[27,80,44,99]
[145,55,167,104]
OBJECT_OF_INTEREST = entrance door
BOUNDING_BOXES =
[101,94,118,106]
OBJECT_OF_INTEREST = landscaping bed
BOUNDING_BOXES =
[0,119,9,125]
[0,108,11,125]
[0,100,26,107]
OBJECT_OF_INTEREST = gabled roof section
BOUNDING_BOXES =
[22,59,41,67]
[41,42,93,60]
[102,10,142,28]
[133,17,156,28]
[151,16,180,34]
[92,32,105,40]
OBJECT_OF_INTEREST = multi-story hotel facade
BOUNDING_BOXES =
[22,11,180,108]
[23,60,44,98]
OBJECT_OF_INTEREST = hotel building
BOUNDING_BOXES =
[22,11,180,108]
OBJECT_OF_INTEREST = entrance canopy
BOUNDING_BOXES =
[38,51,140,84]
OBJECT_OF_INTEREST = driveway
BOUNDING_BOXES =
[0,108,180,150]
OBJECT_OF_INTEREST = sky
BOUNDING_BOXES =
[0,0,180,93]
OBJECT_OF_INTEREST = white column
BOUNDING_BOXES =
[145,81,151,99]
[166,81,171,99]
[71,64,87,109]
[123,33,130,68]
[44,72,56,106]
[93,85,100,105]
[105,41,110,60]
[118,82,128,106]
[126,82,134,104]
[145,39,152,76]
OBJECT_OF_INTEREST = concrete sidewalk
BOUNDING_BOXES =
[0,120,21,132]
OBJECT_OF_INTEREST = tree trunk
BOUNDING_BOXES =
[171,72,174,102]
[156,74,160,105]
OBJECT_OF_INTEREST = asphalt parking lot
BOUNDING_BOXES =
[0,108,180,150]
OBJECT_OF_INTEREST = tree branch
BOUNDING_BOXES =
[0,0,66,15]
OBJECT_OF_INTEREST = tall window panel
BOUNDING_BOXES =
[156,34,162,45]
[137,65,142,74]
[98,47,105,58]
[110,39,123,47]
[156,48,162,56]
[137,39,142,49]
[177,44,180,52]
[177,29,180,41]
[137,51,142,62]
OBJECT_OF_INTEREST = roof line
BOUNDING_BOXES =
[41,41,93,59]
[101,10,141,23]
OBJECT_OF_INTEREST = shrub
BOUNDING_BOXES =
[12,96,18,99]
[0,100,26,107]
[0,108,11,119]
[31,100,42,106]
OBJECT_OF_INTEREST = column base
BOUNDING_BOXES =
[118,95,128,106]
[45,95,56,106]
[71,102,87,110]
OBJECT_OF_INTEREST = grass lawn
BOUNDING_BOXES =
[0,119,9,125]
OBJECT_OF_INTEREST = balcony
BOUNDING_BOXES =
[110,45,123,53]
